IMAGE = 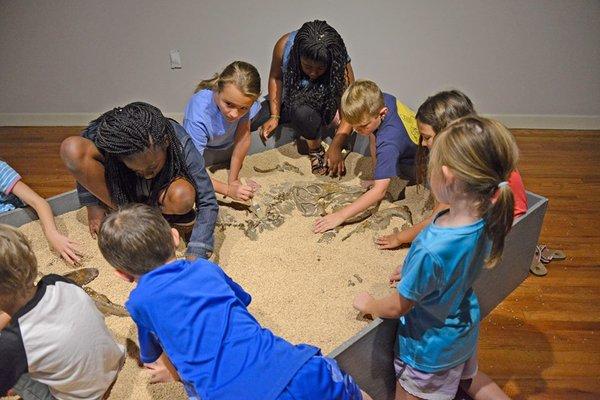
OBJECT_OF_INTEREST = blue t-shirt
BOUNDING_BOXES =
[0,161,22,213]
[396,210,488,372]
[373,94,418,180]
[126,259,319,400]
[183,89,261,154]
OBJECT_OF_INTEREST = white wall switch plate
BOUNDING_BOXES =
[169,50,182,69]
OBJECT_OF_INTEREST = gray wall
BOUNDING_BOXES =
[1,0,599,125]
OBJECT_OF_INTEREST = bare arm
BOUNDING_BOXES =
[353,291,413,319]
[11,181,81,264]
[60,136,116,209]
[211,120,258,202]
[145,352,181,384]
[261,33,288,139]
[326,62,357,176]
[229,120,252,183]
[376,201,449,249]
[314,179,390,233]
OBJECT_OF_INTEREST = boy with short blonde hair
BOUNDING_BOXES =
[0,224,124,400]
[315,80,419,233]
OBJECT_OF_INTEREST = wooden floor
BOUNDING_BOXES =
[1,127,599,399]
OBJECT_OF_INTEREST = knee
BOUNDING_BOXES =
[60,136,87,172]
[162,179,196,214]
[290,104,321,140]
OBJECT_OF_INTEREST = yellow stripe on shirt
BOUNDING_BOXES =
[396,100,420,145]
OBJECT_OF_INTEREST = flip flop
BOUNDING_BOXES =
[530,259,548,276]
[537,245,567,264]
[530,246,548,276]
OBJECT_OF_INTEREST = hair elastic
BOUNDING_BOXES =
[497,181,509,188]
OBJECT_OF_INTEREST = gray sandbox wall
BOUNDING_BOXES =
[1,127,547,400]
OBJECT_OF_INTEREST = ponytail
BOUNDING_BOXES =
[483,181,515,267]
[194,61,261,99]
[428,116,518,268]
[195,73,220,93]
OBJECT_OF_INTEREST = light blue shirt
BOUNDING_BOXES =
[183,89,260,154]
[0,161,22,213]
[396,210,488,372]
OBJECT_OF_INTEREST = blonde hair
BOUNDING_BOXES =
[340,80,385,125]
[0,224,38,299]
[194,61,261,100]
[428,116,518,267]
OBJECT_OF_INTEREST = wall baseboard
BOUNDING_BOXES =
[484,114,600,130]
[1,112,598,130]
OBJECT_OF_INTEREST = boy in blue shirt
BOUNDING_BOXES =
[315,80,419,234]
[97,204,371,400]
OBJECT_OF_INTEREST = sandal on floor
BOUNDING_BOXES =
[530,246,548,277]
[537,244,566,264]
[309,146,328,175]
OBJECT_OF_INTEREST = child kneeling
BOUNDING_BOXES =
[98,204,372,400]
[0,224,124,400]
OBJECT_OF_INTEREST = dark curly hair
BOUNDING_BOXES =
[283,20,349,125]
[89,102,195,206]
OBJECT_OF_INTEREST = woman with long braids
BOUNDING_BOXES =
[60,102,218,260]
[251,20,355,174]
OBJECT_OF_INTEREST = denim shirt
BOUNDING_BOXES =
[77,120,218,259]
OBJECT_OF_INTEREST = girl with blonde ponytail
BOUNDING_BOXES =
[353,116,515,400]
[184,61,262,202]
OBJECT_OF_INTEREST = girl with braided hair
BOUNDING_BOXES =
[251,20,355,175]
[60,102,218,260]
[184,61,262,201]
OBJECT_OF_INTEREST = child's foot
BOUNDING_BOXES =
[309,146,328,175]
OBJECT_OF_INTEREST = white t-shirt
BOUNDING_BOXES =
[0,275,125,399]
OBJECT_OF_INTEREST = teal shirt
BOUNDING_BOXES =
[397,210,488,372]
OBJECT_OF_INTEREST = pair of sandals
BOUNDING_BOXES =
[530,244,566,276]
[308,146,328,175]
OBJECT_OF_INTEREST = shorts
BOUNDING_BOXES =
[277,355,363,400]
[13,374,56,400]
[394,354,478,400]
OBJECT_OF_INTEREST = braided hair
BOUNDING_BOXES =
[91,102,195,206]
[283,20,349,125]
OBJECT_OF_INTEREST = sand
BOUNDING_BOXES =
[7,144,430,399]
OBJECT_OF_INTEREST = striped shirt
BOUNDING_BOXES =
[0,161,22,212]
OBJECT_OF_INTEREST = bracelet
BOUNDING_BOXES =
[270,114,280,120]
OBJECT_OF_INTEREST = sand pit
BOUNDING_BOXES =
[7,144,430,399]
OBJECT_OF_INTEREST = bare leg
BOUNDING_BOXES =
[395,381,423,400]
[460,371,511,400]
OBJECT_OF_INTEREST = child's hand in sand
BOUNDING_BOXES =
[87,205,107,239]
[389,263,403,284]
[228,180,260,202]
[260,118,279,141]
[313,212,345,233]
[144,354,179,384]
[46,229,82,265]
[375,231,406,249]
[353,292,375,314]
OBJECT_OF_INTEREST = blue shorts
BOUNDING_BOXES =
[277,355,363,400]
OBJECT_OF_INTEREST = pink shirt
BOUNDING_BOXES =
[509,170,527,218]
